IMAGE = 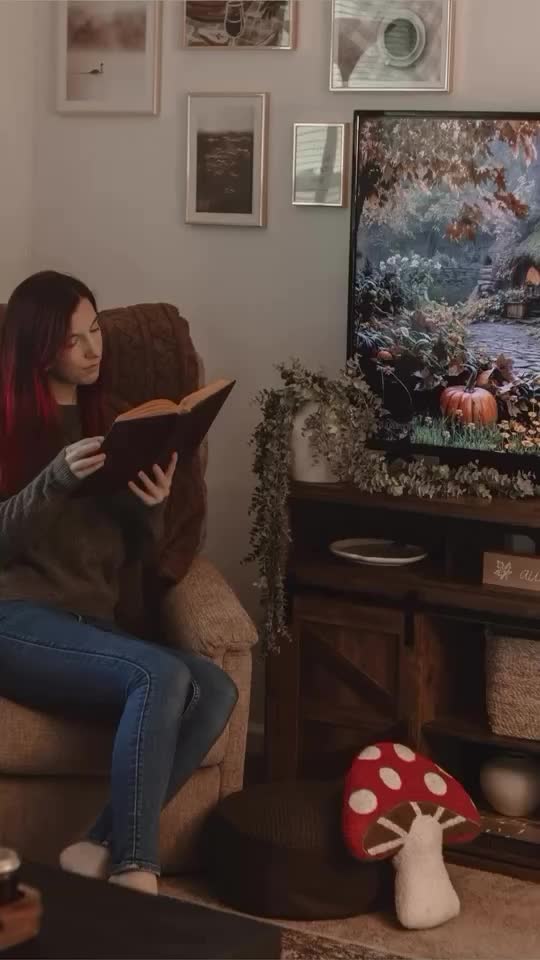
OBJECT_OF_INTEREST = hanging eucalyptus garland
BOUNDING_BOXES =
[247,360,539,655]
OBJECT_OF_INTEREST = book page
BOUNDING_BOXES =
[177,379,234,413]
[115,399,178,422]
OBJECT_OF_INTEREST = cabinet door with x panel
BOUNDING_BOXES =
[265,592,412,781]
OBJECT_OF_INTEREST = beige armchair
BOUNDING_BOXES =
[0,304,257,874]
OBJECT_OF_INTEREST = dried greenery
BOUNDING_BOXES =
[247,360,540,655]
[245,360,383,653]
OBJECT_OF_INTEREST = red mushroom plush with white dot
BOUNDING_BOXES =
[343,743,481,930]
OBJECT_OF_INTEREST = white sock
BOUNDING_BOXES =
[109,870,158,896]
[60,841,110,879]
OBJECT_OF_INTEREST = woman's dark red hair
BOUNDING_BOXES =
[0,271,105,495]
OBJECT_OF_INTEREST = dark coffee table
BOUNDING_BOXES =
[3,863,281,959]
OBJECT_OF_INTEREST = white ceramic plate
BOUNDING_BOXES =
[329,538,428,567]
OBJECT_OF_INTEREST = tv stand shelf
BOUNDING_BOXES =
[424,716,540,757]
[291,551,540,627]
[264,482,540,883]
[290,481,540,529]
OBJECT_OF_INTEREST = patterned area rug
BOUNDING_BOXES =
[161,863,540,960]
[280,928,405,959]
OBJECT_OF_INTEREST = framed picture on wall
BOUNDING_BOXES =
[182,1,297,49]
[330,0,454,92]
[186,93,269,227]
[292,123,350,207]
[56,1,162,114]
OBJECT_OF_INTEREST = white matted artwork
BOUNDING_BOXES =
[182,1,297,49]
[330,0,454,92]
[292,123,349,207]
[186,93,268,227]
[56,1,162,114]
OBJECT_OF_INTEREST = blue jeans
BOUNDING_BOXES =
[0,601,238,876]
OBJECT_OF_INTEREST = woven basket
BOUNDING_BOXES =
[485,634,540,740]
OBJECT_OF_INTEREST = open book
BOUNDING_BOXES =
[82,378,235,495]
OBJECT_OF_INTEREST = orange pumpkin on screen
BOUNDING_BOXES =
[440,385,498,424]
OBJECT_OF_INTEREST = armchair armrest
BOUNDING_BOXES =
[161,555,258,658]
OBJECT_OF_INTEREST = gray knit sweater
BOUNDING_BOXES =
[0,406,163,622]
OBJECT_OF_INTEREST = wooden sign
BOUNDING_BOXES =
[483,551,540,594]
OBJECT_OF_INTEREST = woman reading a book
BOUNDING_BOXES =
[0,271,238,896]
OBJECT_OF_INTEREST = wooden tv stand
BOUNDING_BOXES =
[264,482,540,882]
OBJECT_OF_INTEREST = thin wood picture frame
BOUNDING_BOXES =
[56,1,162,115]
[186,92,269,227]
[182,1,297,50]
[329,0,454,93]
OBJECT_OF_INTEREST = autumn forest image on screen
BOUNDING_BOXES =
[351,115,540,457]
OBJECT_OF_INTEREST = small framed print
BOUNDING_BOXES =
[330,0,454,93]
[182,1,297,50]
[186,93,268,227]
[292,123,349,207]
[56,1,162,115]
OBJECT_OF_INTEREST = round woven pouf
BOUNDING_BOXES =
[203,779,392,920]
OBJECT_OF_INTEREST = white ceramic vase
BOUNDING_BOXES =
[290,401,338,484]
[480,753,540,817]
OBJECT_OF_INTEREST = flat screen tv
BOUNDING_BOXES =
[348,110,540,470]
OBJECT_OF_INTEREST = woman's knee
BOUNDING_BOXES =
[196,658,239,717]
[150,652,193,712]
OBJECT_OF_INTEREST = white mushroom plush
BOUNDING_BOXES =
[342,742,481,930]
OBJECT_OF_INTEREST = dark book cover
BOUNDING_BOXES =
[80,380,235,496]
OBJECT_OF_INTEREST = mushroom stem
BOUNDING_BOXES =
[392,814,460,930]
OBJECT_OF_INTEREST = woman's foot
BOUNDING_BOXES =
[109,869,158,896]
[60,841,110,879]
